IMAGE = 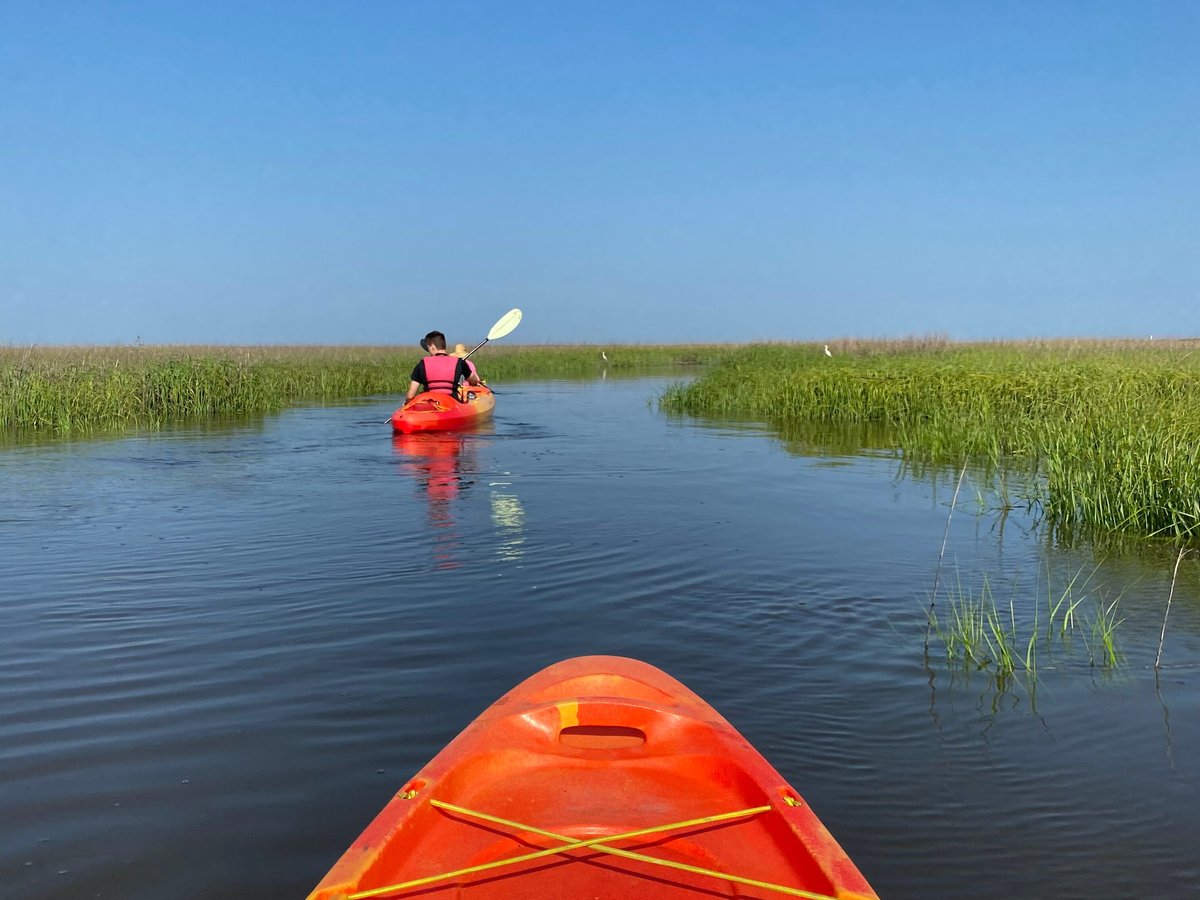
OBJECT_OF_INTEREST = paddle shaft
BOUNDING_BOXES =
[462,338,488,361]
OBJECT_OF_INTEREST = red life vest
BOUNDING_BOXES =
[422,353,462,395]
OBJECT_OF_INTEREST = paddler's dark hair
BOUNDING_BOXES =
[423,331,447,352]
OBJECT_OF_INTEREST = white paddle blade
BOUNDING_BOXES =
[487,308,523,341]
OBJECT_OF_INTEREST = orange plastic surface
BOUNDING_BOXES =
[307,656,878,900]
[390,386,495,433]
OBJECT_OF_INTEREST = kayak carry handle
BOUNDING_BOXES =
[558,724,646,750]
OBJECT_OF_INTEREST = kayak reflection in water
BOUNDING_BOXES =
[393,432,476,570]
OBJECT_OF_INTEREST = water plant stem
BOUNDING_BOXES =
[1156,547,1191,669]
[925,459,968,657]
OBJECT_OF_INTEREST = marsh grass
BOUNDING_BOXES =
[1,342,734,435]
[928,565,1126,692]
[1,345,400,434]
[660,338,1200,538]
[1086,597,1125,669]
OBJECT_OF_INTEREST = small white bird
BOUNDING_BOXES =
[824,344,833,357]
[601,350,608,362]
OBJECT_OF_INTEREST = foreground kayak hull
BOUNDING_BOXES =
[307,655,878,900]
[390,386,494,433]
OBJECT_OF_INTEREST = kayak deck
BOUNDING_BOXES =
[390,385,494,433]
[308,657,877,900]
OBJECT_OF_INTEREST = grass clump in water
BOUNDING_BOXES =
[927,566,1125,690]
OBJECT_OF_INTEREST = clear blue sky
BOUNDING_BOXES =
[1,1,1196,345]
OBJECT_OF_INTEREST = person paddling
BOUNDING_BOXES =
[407,331,481,401]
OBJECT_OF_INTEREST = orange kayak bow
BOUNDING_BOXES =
[307,656,878,900]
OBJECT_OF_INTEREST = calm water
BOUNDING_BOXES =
[3,375,1199,899]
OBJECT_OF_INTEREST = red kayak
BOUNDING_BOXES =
[307,656,878,900]
[390,385,495,434]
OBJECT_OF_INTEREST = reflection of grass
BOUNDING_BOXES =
[659,340,1200,538]
[927,566,1124,690]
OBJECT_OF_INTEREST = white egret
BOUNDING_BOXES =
[601,350,608,362]
[824,344,833,357]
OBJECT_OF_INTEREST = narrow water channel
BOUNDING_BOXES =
[2,374,1198,898]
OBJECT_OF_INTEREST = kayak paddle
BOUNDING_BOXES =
[462,308,522,361]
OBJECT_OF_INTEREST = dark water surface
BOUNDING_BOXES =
[3,375,1199,899]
